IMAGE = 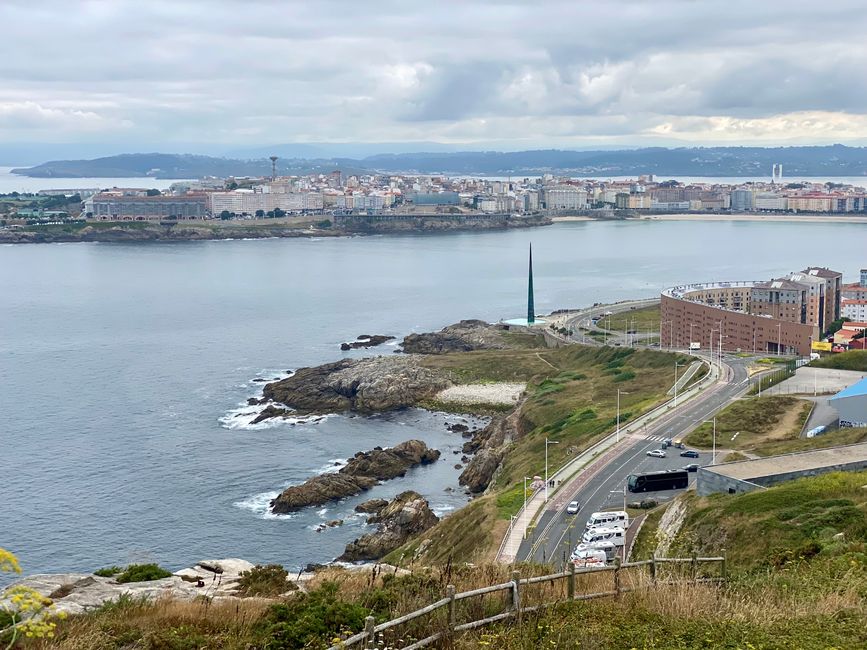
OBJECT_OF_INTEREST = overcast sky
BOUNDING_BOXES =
[3,0,867,152]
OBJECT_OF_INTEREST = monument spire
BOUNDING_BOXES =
[527,243,535,324]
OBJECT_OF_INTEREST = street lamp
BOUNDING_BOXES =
[689,323,696,349]
[703,417,717,464]
[777,322,783,356]
[545,438,560,502]
[616,389,630,443]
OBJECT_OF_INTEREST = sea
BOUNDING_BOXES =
[2,173,867,579]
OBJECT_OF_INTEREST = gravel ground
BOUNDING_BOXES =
[436,382,526,405]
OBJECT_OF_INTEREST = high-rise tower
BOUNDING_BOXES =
[527,244,535,324]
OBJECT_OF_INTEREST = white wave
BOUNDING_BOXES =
[317,458,348,474]
[317,507,329,517]
[385,339,401,346]
[219,402,332,430]
[431,504,457,517]
[234,490,293,520]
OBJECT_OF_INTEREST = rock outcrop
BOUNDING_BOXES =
[262,356,451,414]
[355,498,388,514]
[337,491,439,562]
[270,440,441,514]
[458,410,524,494]
[340,335,396,351]
[402,320,510,354]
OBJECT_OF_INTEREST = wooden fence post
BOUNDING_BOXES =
[447,584,456,633]
[567,562,576,600]
[691,551,698,583]
[613,558,621,599]
[511,570,521,623]
[363,615,375,649]
[650,553,657,583]
[721,548,727,582]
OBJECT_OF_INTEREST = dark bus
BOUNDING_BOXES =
[627,470,689,493]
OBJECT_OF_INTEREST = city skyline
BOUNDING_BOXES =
[3,1,867,151]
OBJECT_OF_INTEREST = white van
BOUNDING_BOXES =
[585,511,629,530]
[581,526,625,547]
[570,548,607,567]
[573,541,617,561]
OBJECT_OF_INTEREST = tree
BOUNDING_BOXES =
[273,207,286,218]
[145,189,161,196]
[220,210,232,220]
[226,181,239,190]
[255,209,265,218]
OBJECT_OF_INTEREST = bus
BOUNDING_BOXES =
[627,469,689,493]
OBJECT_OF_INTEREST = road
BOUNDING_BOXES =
[545,298,660,348]
[516,354,752,568]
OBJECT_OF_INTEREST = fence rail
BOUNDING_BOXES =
[328,554,725,649]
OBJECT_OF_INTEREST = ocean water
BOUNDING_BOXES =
[1,220,866,577]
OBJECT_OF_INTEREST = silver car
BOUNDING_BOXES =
[566,501,581,515]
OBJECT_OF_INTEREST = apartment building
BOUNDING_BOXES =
[89,193,208,221]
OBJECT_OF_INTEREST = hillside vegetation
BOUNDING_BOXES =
[809,350,867,372]
[21,472,867,649]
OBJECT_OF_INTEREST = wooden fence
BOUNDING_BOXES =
[328,554,726,650]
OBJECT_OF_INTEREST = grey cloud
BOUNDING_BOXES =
[1,0,867,147]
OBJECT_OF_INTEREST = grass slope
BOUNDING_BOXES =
[809,349,867,371]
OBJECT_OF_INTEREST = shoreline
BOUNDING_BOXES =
[0,215,552,245]
[636,213,867,224]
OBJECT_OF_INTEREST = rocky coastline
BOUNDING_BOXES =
[269,440,441,514]
[0,215,551,245]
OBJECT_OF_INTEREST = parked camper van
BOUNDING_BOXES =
[570,548,608,568]
[585,511,629,530]
[581,526,625,547]
[573,540,617,562]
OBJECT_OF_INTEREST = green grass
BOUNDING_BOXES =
[684,396,810,451]
[628,506,667,561]
[94,565,123,577]
[755,426,867,456]
[722,451,750,462]
[669,470,867,569]
[114,563,173,584]
[810,350,867,371]
[602,304,661,333]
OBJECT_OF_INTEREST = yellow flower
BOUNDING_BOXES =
[0,548,22,574]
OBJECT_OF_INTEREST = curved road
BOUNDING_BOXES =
[516,354,752,568]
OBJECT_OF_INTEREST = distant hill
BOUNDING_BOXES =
[11,145,867,178]
[361,145,867,176]
[11,153,366,179]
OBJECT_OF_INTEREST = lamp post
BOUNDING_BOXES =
[777,322,783,356]
[689,323,696,349]
[704,417,717,464]
[545,438,560,502]
[710,328,718,367]
[674,360,683,409]
[616,389,630,443]
[522,476,532,538]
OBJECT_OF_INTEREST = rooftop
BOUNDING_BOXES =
[830,377,867,402]
[705,443,867,481]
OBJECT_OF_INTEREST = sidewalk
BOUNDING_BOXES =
[497,353,720,563]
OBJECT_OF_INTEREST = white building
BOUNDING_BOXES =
[545,185,587,210]
[755,193,787,211]
[843,299,867,321]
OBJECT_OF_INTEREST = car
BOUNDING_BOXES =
[566,501,581,515]
[680,449,700,458]
[646,449,666,458]
[683,463,700,472]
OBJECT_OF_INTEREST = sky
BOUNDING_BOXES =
[2,0,867,153]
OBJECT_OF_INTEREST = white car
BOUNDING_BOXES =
[647,449,666,458]
[566,501,581,515]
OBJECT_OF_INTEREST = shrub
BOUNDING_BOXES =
[115,563,173,584]
[258,582,370,648]
[613,371,636,382]
[94,565,122,577]
[237,564,292,597]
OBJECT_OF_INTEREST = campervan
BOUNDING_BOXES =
[585,511,629,530]
[581,526,625,547]
[573,540,617,562]
[570,548,608,568]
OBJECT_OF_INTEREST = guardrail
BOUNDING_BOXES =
[328,554,725,649]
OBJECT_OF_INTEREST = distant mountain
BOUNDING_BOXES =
[11,153,366,179]
[360,145,867,176]
[11,145,867,178]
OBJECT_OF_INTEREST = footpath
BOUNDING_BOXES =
[497,353,722,564]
